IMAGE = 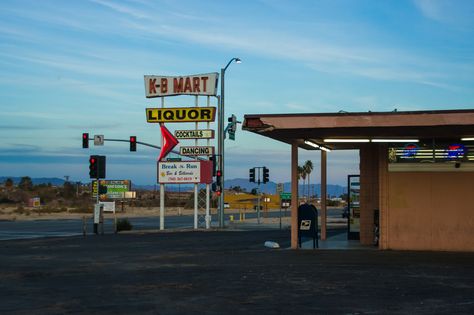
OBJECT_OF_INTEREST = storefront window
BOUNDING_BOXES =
[388,141,474,164]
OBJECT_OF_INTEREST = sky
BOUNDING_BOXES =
[1,0,474,186]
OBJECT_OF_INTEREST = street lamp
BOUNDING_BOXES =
[219,57,241,228]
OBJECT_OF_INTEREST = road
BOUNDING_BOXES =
[0,208,346,241]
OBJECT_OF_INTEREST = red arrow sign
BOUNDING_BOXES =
[158,124,179,161]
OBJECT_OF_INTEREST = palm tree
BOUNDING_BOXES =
[304,160,313,201]
[4,178,14,189]
[298,165,307,201]
[19,176,33,191]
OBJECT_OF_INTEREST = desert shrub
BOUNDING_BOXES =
[116,218,132,232]
[13,206,28,215]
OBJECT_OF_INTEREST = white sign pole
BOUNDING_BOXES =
[194,95,199,229]
[205,95,211,229]
[160,96,165,230]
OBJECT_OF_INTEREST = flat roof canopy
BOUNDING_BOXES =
[242,109,474,150]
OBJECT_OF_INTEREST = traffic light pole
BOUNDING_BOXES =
[219,69,225,228]
[249,166,270,224]
[83,136,206,160]
[94,174,99,234]
[257,184,261,224]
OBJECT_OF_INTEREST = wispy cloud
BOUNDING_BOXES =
[414,0,474,28]
[89,0,152,19]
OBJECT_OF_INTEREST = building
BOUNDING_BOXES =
[243,109,474,251]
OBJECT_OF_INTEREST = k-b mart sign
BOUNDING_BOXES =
[144,73,219,97]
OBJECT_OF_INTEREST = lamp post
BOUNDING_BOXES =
[219,57,241,228]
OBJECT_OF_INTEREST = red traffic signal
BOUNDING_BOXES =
[130,136,137,151]
[82,133,89,149]
[89,155,106,179]
[89,156,98,178]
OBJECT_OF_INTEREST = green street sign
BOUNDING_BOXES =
[228,131,235,141]
[280,192,291,200]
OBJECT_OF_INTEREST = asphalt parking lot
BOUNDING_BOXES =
[1,229,473,314]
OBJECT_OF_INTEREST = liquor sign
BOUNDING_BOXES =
[179,146,215,156]
[146,107,216,123]
[174,129,215,140]
[158,161,212,184]
[144,73,219,98]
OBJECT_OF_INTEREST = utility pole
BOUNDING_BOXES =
[218,57,241,228]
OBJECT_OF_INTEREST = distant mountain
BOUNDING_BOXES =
[0,177,66,186]
[225,178,347,197]
[0,176,346,196]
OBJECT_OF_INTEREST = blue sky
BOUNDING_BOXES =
[1,0,474,185]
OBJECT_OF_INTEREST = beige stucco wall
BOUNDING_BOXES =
[360,145,379,245]
[386,172,474,251]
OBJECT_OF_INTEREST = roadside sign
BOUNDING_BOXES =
[276,183,284,194]
[280,192,291,200]
[144,73,219,98]
[158,160,212,184]
[175,129,215,140]
[99,201,115,213]
[158,124,179,161]
[94,135,104,146]
[92,180,132,199]
[179,146,215,156]
[146,107,216,123]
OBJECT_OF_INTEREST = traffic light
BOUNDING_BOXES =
[228,114,237,140]
[82,133,89,149]
[89,155,106,179]
[263,167,269,183]
[98,183,108,195]
[212,182,221,195]
[249,168,255,183]
[216,170,222,187]
[210,155,217,176]
[228,114,237,133]
[89,155,98,178]
[130,136,137,151]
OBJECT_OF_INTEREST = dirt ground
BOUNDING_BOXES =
[0,230,473,314]
[0,206,212,221]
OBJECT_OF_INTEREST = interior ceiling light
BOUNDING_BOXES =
[319,146,331,152]
[323,139,370,143]
[371,139,419,143]
[461,137,474,141]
